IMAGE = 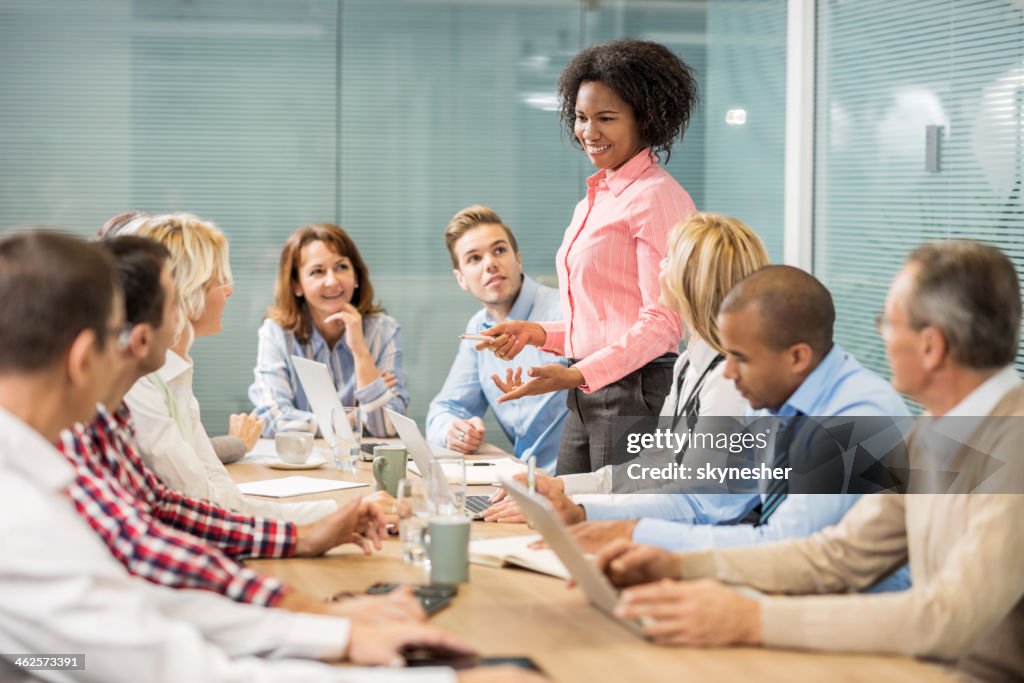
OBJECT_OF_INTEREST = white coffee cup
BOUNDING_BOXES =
[275,431,314,464]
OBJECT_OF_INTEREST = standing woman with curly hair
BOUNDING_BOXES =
[480,39,699,475]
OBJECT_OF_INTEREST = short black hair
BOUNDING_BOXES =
[720,265,836,358]
[0,230,118,372]
[558,39,700,163]
[98,236,170,328]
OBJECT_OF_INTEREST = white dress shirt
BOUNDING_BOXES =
[125,350,336,524]
[0,407,454,683]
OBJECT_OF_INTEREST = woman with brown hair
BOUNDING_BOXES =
[249,223,408,437]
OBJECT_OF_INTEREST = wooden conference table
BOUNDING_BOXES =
[231,444,953,683]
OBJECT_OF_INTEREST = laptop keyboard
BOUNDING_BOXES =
[465,495,491,516]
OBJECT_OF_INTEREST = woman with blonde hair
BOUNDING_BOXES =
[249,223,408,438]
[124,212,337,523]
[484,212,769,520]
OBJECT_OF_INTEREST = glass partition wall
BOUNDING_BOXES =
[0,0,786,440]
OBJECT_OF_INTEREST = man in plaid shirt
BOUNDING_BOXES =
[58,235,422,622]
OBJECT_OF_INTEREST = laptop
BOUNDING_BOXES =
[385,408,494,518]
[503,479,650,639]
[290,356,354,446]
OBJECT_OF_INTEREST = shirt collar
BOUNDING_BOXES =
[773,343,846,417]
[586,147,656,198]
[91,402,118,432]
[0,406,76,492]
[686,336,721,373]
[939,365,1022,419]
[483,274,538,326]
[156,349,191,383]
[303,321,324,355]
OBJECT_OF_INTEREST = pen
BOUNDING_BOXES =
[527,455,536,495]
[459,322,495,343]
[467,462,492,466]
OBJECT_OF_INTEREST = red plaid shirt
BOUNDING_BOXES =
[58,404,297,606]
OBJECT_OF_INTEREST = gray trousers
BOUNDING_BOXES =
[554,358,674,476]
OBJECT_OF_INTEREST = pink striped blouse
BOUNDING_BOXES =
[541,149,694,393]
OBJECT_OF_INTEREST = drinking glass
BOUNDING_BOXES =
[330,406,362,473]
[428,456,467,517]
[396,478,429,565]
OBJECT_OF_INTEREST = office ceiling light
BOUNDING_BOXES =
[725,109,747,125]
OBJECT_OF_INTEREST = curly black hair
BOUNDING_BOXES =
[557,39,700,163]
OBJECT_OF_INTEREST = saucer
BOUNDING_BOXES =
[268,454,327,470]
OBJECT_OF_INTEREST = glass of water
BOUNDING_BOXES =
[428,456,466,517]
[396,478,429,565]
[330,406,361,473]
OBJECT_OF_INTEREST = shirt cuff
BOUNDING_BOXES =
[230,570,291,608]
[569,356,608,394]
[574,498,631,520]
[248,519,297,559]
[633,518,713,552]
[562,470,609,496]
[426,414,455,446]
[354,377,394,413]
[267,611,352,661]
[539,321,566,356]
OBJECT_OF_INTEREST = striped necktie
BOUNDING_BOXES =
[758,412,804,525]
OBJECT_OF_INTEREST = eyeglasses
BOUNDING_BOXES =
[876,312,918,338]
[107,322,134,352]
[874,312,887,334]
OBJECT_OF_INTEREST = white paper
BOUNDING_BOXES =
[238,475,368,498]
[408,458,525,485]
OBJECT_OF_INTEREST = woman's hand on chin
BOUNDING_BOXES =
[325,304,367,353]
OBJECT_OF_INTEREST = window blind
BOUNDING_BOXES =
[814,0,1024,386]
[0,0,788,436]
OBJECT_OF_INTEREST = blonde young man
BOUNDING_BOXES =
[595,240,1024,682]
[426,205,568,472]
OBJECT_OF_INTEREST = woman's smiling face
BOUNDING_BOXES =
[294,239,357,321]
[574,80,643,171]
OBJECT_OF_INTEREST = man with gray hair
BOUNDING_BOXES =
[593,240,1024,682]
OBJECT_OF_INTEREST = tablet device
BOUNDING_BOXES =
[502,479,650,639]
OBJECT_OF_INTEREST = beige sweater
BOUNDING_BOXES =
[680,385,1024,682]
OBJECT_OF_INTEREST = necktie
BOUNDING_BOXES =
[758,412,804,525]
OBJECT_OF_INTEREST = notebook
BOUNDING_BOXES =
[469,534,569,580]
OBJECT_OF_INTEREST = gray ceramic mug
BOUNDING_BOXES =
[425,516,470,585]
[372,445,408,496]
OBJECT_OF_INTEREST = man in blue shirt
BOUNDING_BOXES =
[426,205,568,472]
[527,266,911,590]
